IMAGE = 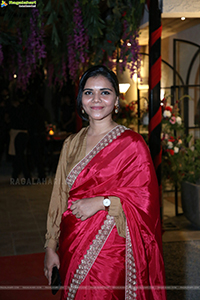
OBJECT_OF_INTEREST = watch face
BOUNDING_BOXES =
[103,198,111,207]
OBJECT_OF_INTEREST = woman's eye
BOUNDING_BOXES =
[84,91,92,95]
[102,91,110,95]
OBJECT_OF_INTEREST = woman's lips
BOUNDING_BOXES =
[90,106,104,110]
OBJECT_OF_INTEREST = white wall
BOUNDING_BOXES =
[162,23,200,65]
[161,23,200,130]
[163,0,200,17]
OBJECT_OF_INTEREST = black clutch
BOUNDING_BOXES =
[51,266,62,295]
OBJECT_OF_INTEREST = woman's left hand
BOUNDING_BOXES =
[70,197,104,221]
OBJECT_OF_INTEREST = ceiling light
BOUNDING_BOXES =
[119,83,130,93]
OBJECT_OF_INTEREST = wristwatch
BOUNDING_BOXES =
[103,197,111,212]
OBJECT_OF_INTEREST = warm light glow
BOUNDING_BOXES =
[138,84,149,90]
[127,42,131,47]
[160,89,165,100]
[132,73,138,83]
[181,16,186,21]
[119,83,130,93]
[13,74,17,78]
[49,129,54,135]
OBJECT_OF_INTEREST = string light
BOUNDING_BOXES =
[49,129,54,135]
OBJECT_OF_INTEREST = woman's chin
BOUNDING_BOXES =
[89,115,111,122]
[87,111,113,122]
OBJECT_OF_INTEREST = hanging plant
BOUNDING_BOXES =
[0,0,145,89]
[0,6,46,89]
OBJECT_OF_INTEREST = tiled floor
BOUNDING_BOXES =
[163,198,200,243]
[0,158,200,257]
[0,159,53,256]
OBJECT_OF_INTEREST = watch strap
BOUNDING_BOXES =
[103,196,110,212]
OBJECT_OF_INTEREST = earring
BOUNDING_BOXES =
[81,108,85,114]
[115,104,119,114]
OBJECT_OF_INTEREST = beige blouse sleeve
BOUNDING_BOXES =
[44,128,126,248]
[109,197,126,238]
[44,137,71,250]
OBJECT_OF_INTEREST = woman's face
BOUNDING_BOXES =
[82,75,118,122]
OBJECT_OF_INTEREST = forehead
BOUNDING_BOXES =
[84,75,113,88]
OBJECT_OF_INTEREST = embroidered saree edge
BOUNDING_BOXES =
[66,215,115,300]
[125,224,137,299]
[66,125,126,189]
[65,124,138,299]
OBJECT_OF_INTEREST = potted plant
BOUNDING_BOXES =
[180,139,200,228]
[161,95,200,228]
[161,96,189,190]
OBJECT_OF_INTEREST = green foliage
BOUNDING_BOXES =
[180,139,200,184]
[161,133,192,189]
[81,1,105,40]
[161,95,200,188]
[0,0,145,86]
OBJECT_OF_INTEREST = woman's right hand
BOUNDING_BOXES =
[44,247,60,285]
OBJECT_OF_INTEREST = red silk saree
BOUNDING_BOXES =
[58,125,166,300]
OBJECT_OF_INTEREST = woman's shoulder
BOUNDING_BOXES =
[62,127,88,147]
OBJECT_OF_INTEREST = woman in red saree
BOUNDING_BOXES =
[44,65,166,299]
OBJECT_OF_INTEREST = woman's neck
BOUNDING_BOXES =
[87,119,117,136]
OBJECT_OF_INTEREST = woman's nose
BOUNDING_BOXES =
[92,91,101,102]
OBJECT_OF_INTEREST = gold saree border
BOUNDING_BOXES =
[66,215,115,300]
[66,220,137,300]
[66,125,126,190]
[65,124,137,299]
[125,225,137,299]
